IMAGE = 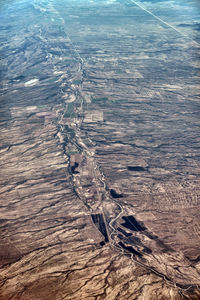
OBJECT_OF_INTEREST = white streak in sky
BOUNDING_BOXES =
[130,0,200,47]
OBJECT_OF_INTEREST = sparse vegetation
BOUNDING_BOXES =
[72,79,82,85]
[91,96,108,103]
[116,68,124,74]
[64,103,76,118]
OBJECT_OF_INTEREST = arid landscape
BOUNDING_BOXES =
[0,0,200,299]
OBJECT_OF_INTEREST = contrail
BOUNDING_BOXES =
[130,0,200,47]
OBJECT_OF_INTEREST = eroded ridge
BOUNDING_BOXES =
[0,0,200,299]
[51,5,200,298]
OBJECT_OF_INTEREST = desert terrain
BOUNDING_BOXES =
[0,0,200,299]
